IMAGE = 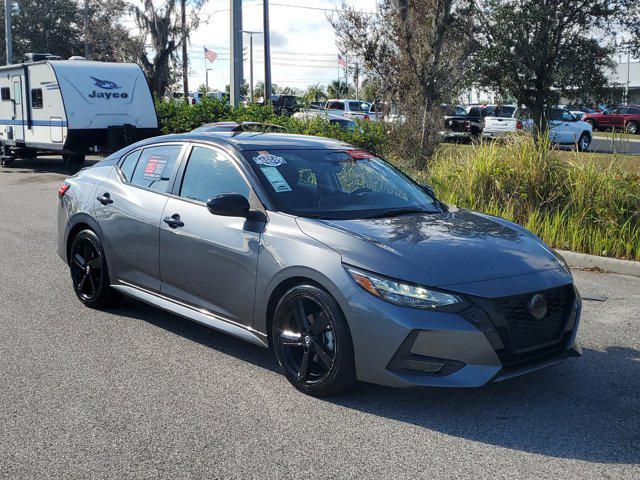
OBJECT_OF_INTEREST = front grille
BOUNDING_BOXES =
[494,285,574,352]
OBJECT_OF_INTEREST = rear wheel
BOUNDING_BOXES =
[69,229,121,308]
[584,119,596,131]
[64,154,85,174]
[272,285,356,396]
[577,132,591,152]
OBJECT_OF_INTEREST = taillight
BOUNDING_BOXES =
[363,114,370,121]
[191,98,196,105]
[58,183,70,198]
[516,120,523,130]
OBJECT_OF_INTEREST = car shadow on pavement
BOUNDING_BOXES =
[108,297,279,374]
[107,298,638,464]
[329,345,640,464]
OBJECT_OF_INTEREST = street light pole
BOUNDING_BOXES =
[230,0,243,107]
[263,0,272,103]
[4,0,13,65]
[241,31,261,103]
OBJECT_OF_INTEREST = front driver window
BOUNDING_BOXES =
[179,146,250,202]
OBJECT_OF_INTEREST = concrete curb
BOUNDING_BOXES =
[558,250,640,278]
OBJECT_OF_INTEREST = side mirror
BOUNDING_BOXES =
[206,193,250,217]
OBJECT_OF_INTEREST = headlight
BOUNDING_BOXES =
[552,250,572,275]
[345,266,462,309]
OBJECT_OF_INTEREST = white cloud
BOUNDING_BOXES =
[188,0,378,92]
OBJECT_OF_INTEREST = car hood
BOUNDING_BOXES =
[296,209,563,288]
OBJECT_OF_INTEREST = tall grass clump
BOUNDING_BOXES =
[425,134,640,260]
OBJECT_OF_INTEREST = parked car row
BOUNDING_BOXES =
[440,104,593,151]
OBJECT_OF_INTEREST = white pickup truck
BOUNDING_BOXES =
[481,105,593,151]
[298,99,376,121]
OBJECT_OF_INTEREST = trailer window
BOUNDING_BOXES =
[31,89,43,109]
[1,88,9,101]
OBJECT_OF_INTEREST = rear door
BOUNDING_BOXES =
[11,75,24,141]
[94,143,186,292]
[159,144,264,327]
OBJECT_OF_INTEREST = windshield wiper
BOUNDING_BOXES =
[361,207,435,219]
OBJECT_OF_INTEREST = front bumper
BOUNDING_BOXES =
[339,278,581,388]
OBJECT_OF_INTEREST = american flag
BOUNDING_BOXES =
[204,47,218,63]
[338,54,347,68]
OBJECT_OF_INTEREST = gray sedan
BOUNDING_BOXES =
[57,132,582,396]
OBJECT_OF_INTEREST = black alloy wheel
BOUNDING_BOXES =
[69,230,121,308]
[272,285,356,396]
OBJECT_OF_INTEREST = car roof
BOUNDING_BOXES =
[133,131,353,152]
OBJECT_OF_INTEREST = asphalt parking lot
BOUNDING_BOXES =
[1,157,639,479]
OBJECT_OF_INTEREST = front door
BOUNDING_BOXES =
[11,76,24,141]
[95,143,186,292]
[159,144,264,327]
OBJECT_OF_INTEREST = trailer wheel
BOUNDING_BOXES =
[64,154,85,174]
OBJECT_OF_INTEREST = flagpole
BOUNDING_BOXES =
[337,55,341,100]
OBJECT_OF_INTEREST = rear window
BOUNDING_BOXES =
[492,106,516,118]
[130,144,183,192]
[348,101,370,112]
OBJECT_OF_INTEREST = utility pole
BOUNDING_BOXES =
[241,31,260,103]
[263,0,272,103]
[4,0,12,65]
[625,45,631,105]
[230,0,243,107]
[205,68,212,91]
[83,0,90,59]
[181,0,189,98]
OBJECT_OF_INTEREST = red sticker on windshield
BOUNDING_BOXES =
[345,149,374,159]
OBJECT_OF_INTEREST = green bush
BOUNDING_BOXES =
[155,99,640,261]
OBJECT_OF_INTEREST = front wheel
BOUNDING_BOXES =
[577,132,591,152]
[626,121,638,135]
[272,285,356,396]
[69,229,121,308]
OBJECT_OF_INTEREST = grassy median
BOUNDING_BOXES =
[403,137,640,261]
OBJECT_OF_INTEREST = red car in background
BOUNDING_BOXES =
[582,105,640,134]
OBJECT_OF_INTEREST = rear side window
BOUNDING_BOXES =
[327,101,345,110]
[179,146,250,202]
[629,108,640,114]
[119,150,142,182]
[1,87,9,101]
[131,144,183,192]
[31,88,43,109]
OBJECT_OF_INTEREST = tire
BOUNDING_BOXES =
[584,119,596,131]
[69,229,122,309]
[271,284,356,396]
[577,132,591,152]
[626,121,638,135]
[64,154,85,174]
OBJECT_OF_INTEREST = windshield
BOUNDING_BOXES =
[244,149,440,220]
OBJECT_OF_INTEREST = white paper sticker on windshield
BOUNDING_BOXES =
[261,166,292,192]
[253,150,286,166]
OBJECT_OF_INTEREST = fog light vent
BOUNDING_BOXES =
[401,359,444,373]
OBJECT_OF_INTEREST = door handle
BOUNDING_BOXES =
[163,214,184,228]
[96,193,113,205]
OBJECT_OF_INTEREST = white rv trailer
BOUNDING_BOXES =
[0,54,158,172]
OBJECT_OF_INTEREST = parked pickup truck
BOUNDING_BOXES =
[481,105,524,138]
[440,105,484,140]
[297,99,375,121]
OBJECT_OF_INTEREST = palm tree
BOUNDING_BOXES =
[303,83,327,103]
[326,79,350,99]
